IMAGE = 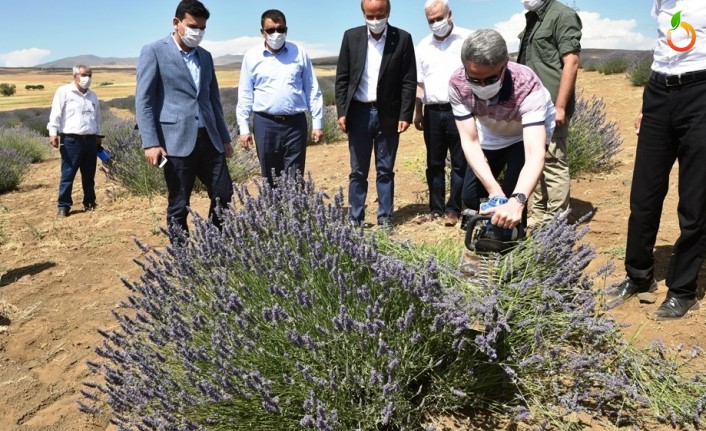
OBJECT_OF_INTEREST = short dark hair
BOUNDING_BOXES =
[261,9,287,28]
[175,0,210,20]
[360,0,391,14]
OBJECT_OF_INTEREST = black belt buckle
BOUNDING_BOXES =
[664,74,682,87]
[273,114,287,121]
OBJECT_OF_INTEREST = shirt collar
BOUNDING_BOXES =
[534,0,553,19]
[262,41,289,56]
[171,33,197,56]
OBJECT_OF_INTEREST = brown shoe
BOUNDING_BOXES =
[414,213,441,224]
[444,212,459,227]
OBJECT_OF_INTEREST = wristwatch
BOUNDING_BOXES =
[510,192,527,205]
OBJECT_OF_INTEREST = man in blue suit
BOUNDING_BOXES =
[136,0,233,236]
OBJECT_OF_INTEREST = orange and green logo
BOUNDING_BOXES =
[667,11,696,52]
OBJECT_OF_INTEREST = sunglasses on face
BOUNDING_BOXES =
[465,72,502,86]
[263,26,287,34]
[465,65,506,86]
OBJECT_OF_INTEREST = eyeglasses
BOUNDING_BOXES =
[465,65,506,86]
[263,26,287,35]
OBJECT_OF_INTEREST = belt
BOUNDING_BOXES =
[351,99,379,110]
[197,127,208,138]
[425,103,452,111]
[59,133,98,140]
[651,70,706,87]
[255,112,304,122]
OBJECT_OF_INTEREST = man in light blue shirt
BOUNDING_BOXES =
[237,9,324,186]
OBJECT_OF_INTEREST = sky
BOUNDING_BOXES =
[1,0,658,67]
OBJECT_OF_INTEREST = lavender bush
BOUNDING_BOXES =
[100,114,166,196]
[0,125,51,163]
[596,53,631,75]
[627,52,654,87]
[0,107,51,136]
[100,114,259,196]
[0,147,31,193]
[82,177,706,430]
[567,95,622,177]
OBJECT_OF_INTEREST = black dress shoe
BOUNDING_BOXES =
[56,207,69,217]
[84,203,97,211]
[654,296,700,320]
[604,277,657,310]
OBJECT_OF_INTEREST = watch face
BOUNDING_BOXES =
[512,193,527,204]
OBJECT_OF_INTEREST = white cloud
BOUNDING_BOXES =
[201,36,337,59]
[0,48,51,67]
[494,13,527,53]
[494,10,656,53]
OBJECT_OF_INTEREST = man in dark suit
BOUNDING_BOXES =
[335,0,417,228]
[136,0,233,237]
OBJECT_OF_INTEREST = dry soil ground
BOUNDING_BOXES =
[0,70,704,430]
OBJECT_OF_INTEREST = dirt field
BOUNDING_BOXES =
[0,69,704,430]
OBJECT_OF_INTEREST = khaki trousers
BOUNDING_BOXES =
[529,135,570,224]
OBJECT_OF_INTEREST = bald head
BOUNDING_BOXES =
[361,0,391,15]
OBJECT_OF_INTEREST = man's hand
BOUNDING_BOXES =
[555,107,566,128]
[479,199,524,229]
[413,112,424,131]
[311,128,323,143]
[239,133,253,150]
[635,111,643,135]
[49,136,59,148]
[398,121,410,133]
[144,146,167,167]
[223,143,234,158]
[337,116,347,133]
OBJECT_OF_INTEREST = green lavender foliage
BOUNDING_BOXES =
[82,176,706,430]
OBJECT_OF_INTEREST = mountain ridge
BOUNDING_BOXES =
[32,48,649,70]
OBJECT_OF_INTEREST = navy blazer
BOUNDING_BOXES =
[335,25,417,135]
[135,35,230,157]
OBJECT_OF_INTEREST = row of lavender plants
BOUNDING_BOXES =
[0,126,50,193]
[81,175,705,430]
[568,95,622,177]
[581,51,654,86]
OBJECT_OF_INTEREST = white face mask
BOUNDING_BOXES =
[470,79,502,100]
[78,76,92,89]
[521,0,545,11]
[266,32,286,51]
[430,18,451,38]
[366,18,387,34]
[180,25,204,48]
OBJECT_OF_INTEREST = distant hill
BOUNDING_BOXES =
[33,48,651,70]
[36,54,244,69]
[36,55,138,69]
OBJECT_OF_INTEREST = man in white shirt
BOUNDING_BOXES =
[47,64,102,217]
[414,0,471,227]
[606,0,705,319]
